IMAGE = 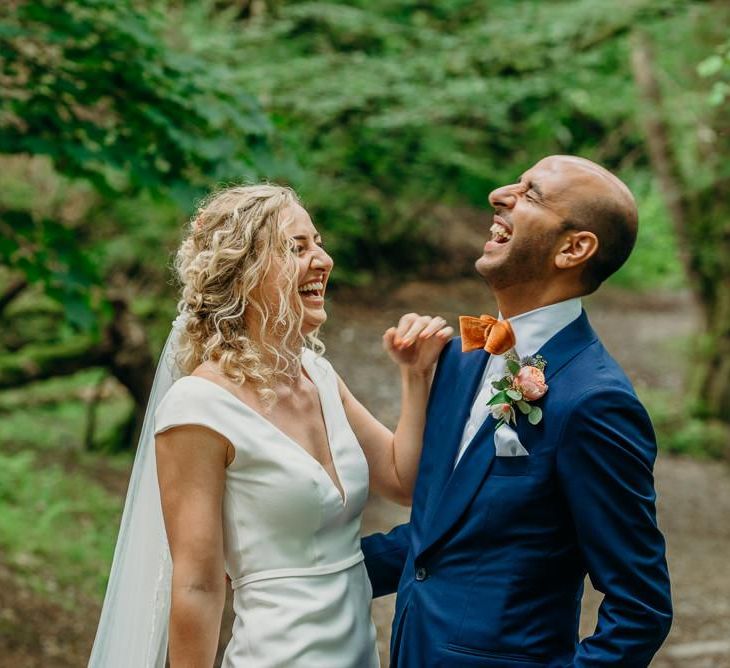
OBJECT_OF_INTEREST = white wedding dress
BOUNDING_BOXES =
[153,349,379,668]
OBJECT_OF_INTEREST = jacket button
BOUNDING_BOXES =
[415,567,428,581]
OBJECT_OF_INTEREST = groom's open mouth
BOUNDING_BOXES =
[484,215,513,252]
[490,216,513,243]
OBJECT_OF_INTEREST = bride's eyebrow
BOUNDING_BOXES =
[291,234,322,242]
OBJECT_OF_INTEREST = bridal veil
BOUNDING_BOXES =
[88,312,189,667]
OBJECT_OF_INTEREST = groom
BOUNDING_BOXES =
[363,155,672,667]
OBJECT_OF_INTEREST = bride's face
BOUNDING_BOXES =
[286,204,333,335]
[282,204,332,335]
[255,203,333,336]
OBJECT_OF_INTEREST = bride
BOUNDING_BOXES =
[89,184,452,667]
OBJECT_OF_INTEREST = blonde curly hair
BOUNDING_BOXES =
[174,183,324,406]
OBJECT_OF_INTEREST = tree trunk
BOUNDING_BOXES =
[687,183,730,419]
[630,32,704,306]
[0,292,158,449]
[83,373,107,451]
[104,295,156,448]
[630,30,730,425]
[220,0,270,20]
[0,277,28,315]
[699,278,730,418]
[0,336,109,388]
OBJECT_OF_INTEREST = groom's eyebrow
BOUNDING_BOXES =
[527,181,544,198]
[523,180,545,202]
[517,174,544,197]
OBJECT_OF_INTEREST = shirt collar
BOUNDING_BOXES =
[499,297,583,358]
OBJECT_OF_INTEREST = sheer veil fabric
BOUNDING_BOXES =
[89,312,189,667]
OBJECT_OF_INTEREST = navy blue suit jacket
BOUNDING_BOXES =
[362,311,672,667]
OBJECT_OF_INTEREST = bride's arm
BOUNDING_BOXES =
[156,425,231,667]
[338,313,453,505]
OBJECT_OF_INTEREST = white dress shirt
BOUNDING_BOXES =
[454,298,583,467]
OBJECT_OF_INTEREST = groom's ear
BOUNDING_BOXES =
[554,230,598,270]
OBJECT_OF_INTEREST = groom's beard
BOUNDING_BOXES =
[477,227,558,291]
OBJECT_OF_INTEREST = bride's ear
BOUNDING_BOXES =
[554,231,598,270]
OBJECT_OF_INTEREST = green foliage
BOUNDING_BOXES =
[0,372,132,451]
[0,209,105,330]
[1,0,722,311]
[154,0,707,287]
[647,0,730,397]
[3,0,716,303]
[665,420,730,459]
[611,172,684,290]
[0,450,123,604]
[698,40,730,106]
[1,0,271,195]
[0,0,273,328]
[641,387,730,459]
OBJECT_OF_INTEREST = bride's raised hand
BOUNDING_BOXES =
[383,313,454,375]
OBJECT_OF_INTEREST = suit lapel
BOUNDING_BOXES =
[536,309,597,385]
[420,347,490,527]
[417,310,599,558]
[418,411,498,558]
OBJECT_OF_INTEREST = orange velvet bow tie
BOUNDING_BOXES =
[459,314,516,355]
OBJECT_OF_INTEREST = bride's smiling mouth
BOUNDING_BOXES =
[298,279,326,304]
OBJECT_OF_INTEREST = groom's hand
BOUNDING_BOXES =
[383,313,453,374]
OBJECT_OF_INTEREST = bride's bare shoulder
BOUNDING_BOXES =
[189,362,259,406]
[190,361,222,382]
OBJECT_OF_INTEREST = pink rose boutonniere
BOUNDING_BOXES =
[487,350,548,430]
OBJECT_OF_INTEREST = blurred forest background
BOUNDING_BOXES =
[1,0,729,665]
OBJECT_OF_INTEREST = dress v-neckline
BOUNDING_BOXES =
[185,359,347,505]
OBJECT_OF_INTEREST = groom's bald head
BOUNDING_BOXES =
[544,155,638,292]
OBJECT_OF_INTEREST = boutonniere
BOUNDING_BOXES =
[487,350,548,430]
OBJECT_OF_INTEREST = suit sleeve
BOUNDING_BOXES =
[362,523,410,598]
[557,388,672,667]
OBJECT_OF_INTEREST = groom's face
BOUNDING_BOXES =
[476,157,584,289]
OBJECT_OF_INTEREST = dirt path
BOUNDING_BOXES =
[2,281,728,667]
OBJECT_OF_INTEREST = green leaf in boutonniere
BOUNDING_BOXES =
[487,390,509,406]
[528,406,543,425]
[506,359,521,376]
[506,388,522,401]
[516,400,531,415]
[491,377,510,391]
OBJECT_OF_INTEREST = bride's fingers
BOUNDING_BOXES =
[418,316,447,339]
[399,315,433,346]
[382,327,398,351]
[421,326,454,354]
[416,326,454,356]
[393,313,420,345]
